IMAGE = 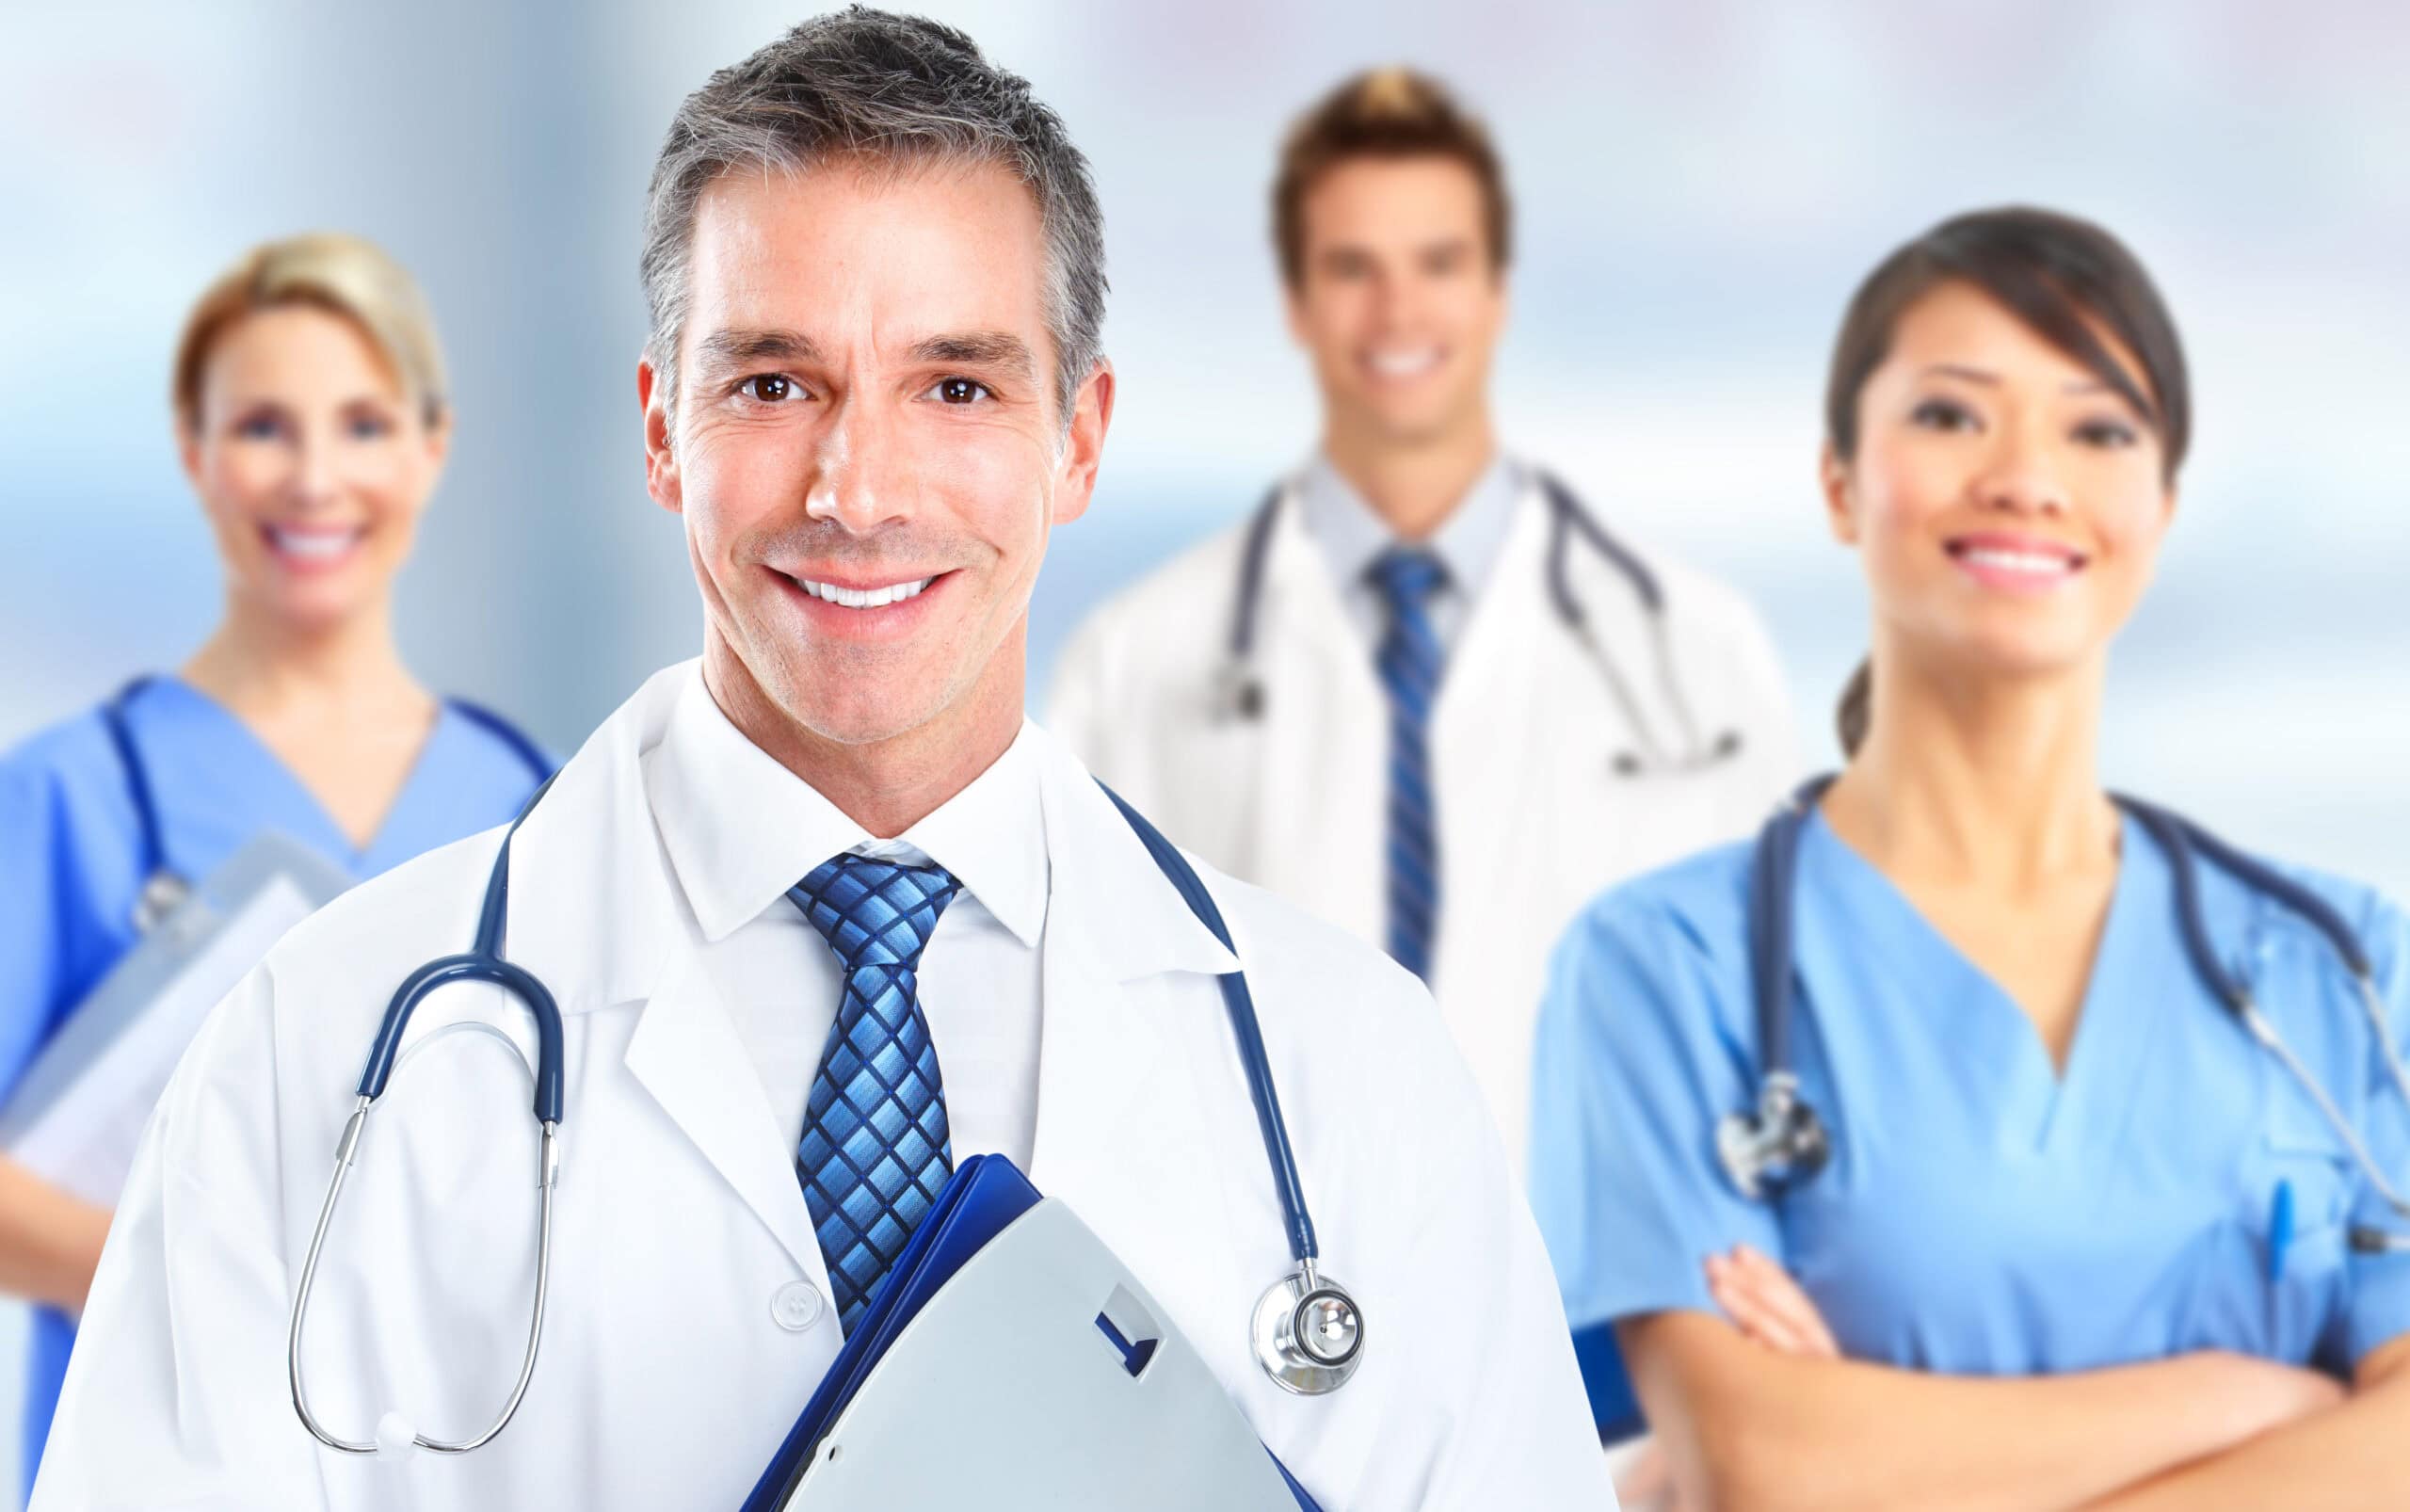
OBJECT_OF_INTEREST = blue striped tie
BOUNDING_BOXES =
[1369,547,1447,980]
[788,855,962,1334]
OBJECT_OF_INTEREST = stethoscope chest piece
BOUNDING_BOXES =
[1714,1071,1829,1202]
[1251,1264,1364,1395]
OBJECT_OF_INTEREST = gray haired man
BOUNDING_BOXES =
[36,12,1612,1509]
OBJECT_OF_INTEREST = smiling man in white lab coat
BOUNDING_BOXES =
[32,13,1610,1511]
[1051,71,1800,1175]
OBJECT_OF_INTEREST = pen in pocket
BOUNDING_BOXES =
[2268,1179,2294,1284]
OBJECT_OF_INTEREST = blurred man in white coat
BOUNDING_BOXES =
[34,17,1610,1510]
[1051,71,1800,1174]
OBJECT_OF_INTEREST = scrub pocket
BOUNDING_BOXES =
[2238,1102,2356,1369]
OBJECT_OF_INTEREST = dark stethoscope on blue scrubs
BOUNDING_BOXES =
[1719,776,2410,1259]
[100,676,553,934]
[287,777,1363,1456]
[1213,472,1744,778]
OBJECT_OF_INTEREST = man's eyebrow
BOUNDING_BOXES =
[909,330,1037,382]
[692,328,823,371]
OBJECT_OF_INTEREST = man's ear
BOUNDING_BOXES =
[639,356,682,514]
[1819,442,1857,545]
[1050,358,1117,526]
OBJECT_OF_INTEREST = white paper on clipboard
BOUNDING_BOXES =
[0,831,351,1207]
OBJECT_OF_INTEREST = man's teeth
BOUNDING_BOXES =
[1366,347,1441,378]
[799,576,934,609]
[268,526,360,561]
[1959,547,2076,576]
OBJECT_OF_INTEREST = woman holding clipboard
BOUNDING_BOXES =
[0,233,549,1500]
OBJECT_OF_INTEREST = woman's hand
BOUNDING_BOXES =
[0,1156,113,1312]
[1615,1246,1842,1510]
[1706,1242,1840,1359]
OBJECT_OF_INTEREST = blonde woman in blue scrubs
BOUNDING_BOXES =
[1532,208,2410,1508]
[0,233,547,1498]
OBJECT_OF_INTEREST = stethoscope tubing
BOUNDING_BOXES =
[288,776,568,1455]
[1217,472,1741,775]
[99,676,554,935]
[1734,777,2410,1240]
[292,768,1361,1455]
[1100,783,1319,1266]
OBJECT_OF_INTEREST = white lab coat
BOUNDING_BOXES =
[1050,476,1800,1171]
[34,661,1613,1511]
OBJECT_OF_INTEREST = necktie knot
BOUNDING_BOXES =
[1368,546,1448,614]
[789,854,961,972]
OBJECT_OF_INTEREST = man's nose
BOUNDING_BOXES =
[804,394,916,530]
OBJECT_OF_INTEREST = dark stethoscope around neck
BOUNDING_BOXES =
[100,675,554,935]
[287,773,1364,1457]
[1719,775,2410,1257]
[1212,471,1745,779]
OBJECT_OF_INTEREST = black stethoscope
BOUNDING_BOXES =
[1719,775,2410,1257]
[1213,471,1744,778]
[288,775,1364,1457]
[100,675,553,935]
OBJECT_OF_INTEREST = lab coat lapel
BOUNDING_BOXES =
[1429,486,1551,976]
[622,942,830,1285]
[501,663,830,1289]
[1246,486,1385,944]
[1027,735,1243,1247]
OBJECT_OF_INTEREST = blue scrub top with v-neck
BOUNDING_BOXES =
[0,675,550,1502]
[1530,806,2410,1390]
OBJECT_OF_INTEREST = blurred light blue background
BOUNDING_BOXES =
[6,1,2408,1492]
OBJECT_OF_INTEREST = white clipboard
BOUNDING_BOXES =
[783,1198,1302,1510]
[0,831,351,1206]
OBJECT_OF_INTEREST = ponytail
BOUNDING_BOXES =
[1835,657,1872,757]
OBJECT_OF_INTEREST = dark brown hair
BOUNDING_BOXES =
[1272,67,1511,288]
[1825,207,2191,755]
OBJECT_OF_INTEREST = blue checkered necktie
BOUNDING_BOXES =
[788,854,963,1335]
[1369,547,1448,980]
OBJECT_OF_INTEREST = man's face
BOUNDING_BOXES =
[642,160,1112,748]
[1285,155,1506,447]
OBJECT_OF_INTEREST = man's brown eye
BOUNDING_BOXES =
[747,376,792,402]
[938,378,981,404]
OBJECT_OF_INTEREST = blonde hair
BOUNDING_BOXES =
[172,233,448,432]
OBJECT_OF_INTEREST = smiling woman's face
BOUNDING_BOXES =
[1826,280,2177,684]
[182,304,446,634]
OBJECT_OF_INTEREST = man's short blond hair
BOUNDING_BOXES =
[1273,68,1513,288]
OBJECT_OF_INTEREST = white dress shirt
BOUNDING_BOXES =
[1293,449,1522,652]
[642,670,1050,1166]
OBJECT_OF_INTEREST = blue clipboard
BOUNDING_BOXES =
[742,1154,1320,1511]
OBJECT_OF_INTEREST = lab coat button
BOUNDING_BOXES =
[772,1279,826,1331]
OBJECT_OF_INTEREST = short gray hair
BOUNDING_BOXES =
[641,8,1108,426]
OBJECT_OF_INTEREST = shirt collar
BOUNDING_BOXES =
[1295,449,1522,596]
[644,668,1048,948]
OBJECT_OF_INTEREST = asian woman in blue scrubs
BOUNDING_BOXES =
[1531,208,2410,1509]
[0,233,548,1500]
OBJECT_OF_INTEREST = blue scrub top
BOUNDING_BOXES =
[1531,806,2410,1395]
[0,675,548,1502]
